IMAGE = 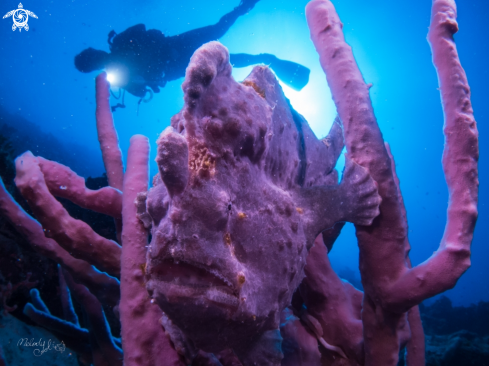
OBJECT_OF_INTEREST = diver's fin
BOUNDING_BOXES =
[267,56,310,91]
[230,53,310,91]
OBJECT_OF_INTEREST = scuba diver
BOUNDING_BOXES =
[74,0,310,111]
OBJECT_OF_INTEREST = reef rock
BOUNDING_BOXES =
[425,331,489,366]
[0,314,79,366]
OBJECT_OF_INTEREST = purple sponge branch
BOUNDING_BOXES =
[23,264,124,366]
[306,0,478,364]
[405,307,425,366]
[23,267,118,365]
[37,157,123,219]
[23,303,90,342]
[58,264,80,326]
[28,288,51,314]
[120,135,183,366]
[95,72,124,192]
[14,152,122,277]
[279,307,321,366]
[300,235,364,363]
[306,0,478,314]
[0,177,120,308]
[62,269,123,366]
[96,72,125,241]
[386,0,479,310]
[306,0,409,302]
[386,143,426,366]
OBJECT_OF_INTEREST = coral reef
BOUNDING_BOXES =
[0,312,78,366]
[424,331,489,366]
[0,273,36,315]
[400,298,489,366]
[0,133,59,323]
[0,0,478,365]
[420,297,489,337]
[21,265,122,365]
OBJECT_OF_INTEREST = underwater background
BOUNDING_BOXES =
[0,0,487,314]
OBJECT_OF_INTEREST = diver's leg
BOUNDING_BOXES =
[163,1,260,82]
[175,0,260,48]
[215,0,261,35]
[230,53,311,91]
[230,53,274,68]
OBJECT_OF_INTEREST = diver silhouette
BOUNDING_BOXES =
[74,0,310,109]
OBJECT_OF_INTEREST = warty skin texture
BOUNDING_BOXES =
[144,41,381,362]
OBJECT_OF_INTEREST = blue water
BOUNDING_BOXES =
[0,0,487,306]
